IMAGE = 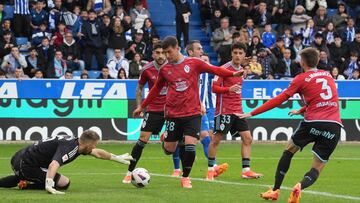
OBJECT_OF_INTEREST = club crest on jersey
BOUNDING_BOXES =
[220,123,225,131]
[62,154,69,162]
[184,65,190,73]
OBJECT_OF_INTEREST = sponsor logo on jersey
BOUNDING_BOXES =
[62,154,69,162]
[184,65,190,73]
[175,80,189,92]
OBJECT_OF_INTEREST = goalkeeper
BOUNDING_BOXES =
[0,130,133,194]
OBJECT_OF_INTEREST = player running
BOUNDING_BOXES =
[207,42,263,181]
[0,130,133,194]
[133,36,244,188]
[238,47,343,203]
[122,42,168,183]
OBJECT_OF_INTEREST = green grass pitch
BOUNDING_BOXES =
[0,143,359,203]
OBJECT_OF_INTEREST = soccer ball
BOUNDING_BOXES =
[131,168,150,188]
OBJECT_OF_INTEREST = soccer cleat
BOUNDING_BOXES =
[260,187,280,201]
[206,169,215,181]
[180,177,192,188]
[18,180,27,190]
[172,169,181,177]
[241,170,263,179]
[214,163,229,178]
[122,175,132,184]
[288,183,301,203]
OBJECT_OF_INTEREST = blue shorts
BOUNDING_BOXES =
[206,108,215,130]
[201,115,210,132]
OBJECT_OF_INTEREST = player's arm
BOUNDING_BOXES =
[45,160,65,195]
[136,83,145,108]
[212,75,241,94]
[90,148,133,165]
[198,60,244,77]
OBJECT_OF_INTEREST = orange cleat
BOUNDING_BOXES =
[288,183,301,203]
[180,177,192,188]
[260,187,280,201]
[122,175,132,184]
[206,169,215,181]
[242,170,263,179]
[18,180,27,190]
[172,169,181,177]
[214,163,229,178]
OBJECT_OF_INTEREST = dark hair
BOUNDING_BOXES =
[35,69,44,74]
[350,51,359,57]
[117,68,127,79]
[65,69,73,74]
[153,42,163,50]
[185,40,201,54]
[162,36,178,49]
[202,53,209,57]
[299,47,320,68]
[88,9,96,14]
[152,34,160,40]
[231,42,247,52]
[102,66,110,70]
[232,32,241,39]
[80,130,100,143]
[80,72,89,78]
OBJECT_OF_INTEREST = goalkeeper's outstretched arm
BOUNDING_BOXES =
[90,149,133,165]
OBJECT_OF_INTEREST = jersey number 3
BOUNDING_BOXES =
[316,78,332,100]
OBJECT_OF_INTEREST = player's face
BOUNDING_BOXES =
[153,48,166,65]
[191,43,203,58]
[164,46,180,63]
[81,141,98,155]
[231,48,245,65]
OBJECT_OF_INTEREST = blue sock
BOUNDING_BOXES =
[201,136,211,159]
[172,146,180,170]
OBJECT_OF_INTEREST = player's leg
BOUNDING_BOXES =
[0,175,20,188]
[54,174,70,190]
[171,146,181,177]
[199,115,211,159]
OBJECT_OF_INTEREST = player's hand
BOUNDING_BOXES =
[201,104,206,115]
[110,153,134,165]
[133,106,144,118]
[45,178,65,195]
[233,70,244,77]
[229,84,241,93]
[288,110,302,117]
[234,112,252,119]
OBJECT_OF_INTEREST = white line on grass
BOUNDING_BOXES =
[0,157,359,160]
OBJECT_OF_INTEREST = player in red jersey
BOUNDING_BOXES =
[238,47,343,203]
[207,43,263,181]
[122,43,168,183]
[133,36,244,188]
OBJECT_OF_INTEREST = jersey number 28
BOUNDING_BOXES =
[316,78,332,100]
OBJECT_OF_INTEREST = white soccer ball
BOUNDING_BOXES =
[131,168,151,188]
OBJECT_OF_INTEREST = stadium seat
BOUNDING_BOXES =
[4,5,14,19]
[88,71,101,79]
[16,37,29,46]
[327,9,337,17]
[72,71,81,77]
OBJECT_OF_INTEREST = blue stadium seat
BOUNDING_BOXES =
[327,9,337,17]
[72,71,81,77]
[16,37,29,46]
[4,5,14,19]
[88,71,101,79]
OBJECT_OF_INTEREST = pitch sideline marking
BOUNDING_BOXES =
[1,157,360,160]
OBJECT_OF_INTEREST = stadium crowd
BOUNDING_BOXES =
[0,0,359,80]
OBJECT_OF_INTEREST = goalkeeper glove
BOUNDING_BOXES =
[45,178,65,195]
[110,153,133,165]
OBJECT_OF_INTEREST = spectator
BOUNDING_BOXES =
[239,18,260,45]
[106,16,130,60]
[274,48,301,79]
[313,6,329,31]
[0,31,17,59]
[349,69,360,80]
[262,24,276,48]
[81,9,107,70]
[72,10,88,41]
[48,0,67,31]
[305,0,327,16]
[331,2,348,30]
[257,48,276,79]
[291,5,311,34]
[322,22,336,45]
[63,1,82,14]
[330,67,345,80]
[349,31,360,56]
[47,49,67,78]
[232,32,241,43]
[144,34,160,61]
[25,47,40,77]
[252,1,272,28]
[341,17,356,43]
[311,32,330,55]
[37,37,55,71]
[210,8,222,32]
[125,29,146,60]
[129,52,146,79]
[270,0,292,29]
[113,6,127,20]
[80,71,89,79]
[117,67,127,79]
[0,69,6,78]
[30,0,49,31]
[0,19,13,36]
[13,0,31,37]
[31,22,52,46]
[107,48,129,78]
[342,51,359,78]
[271,38,286,59]
[226,0,249,29]
[171,0,191,48]
[328,34,348,68]
[33,69,44,79]
[199,0,217,29]
[125,0,148,13]
[1,46,28,78]
[249,55,263,79]
[0,3,4,24]
[123,15,135,42]
[317,50,334,71]
[281,27,293,48]
[61,69,73,79]
[247,35,264,56]
[97,66,114,79]
[302,19,317,47]
[14,67,29,79]
[326,0,338,9]
[142,18,158,44]
[60,31,85,70]
[86,0,112,16]
[130,1,150,30]
[212,17,236,65]
[53,22,69,48]
[289,34,304,61]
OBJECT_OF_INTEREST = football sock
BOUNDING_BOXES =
[172,146,181,170]
[242,158,250,172]
[273,150,294,190]
[208,157,216,168]
[0,175,19,188]
[181,144,196,177]
[300,168,319,190]
[200,136,211,158]
[128,139,147,172]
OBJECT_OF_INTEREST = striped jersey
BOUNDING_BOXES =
[199,73,216,109]
[14,0,30,15]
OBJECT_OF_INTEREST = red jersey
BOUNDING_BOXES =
[213,62,244,115]
[251,69,342,125]
[138,61,167,112]
[141,57,236,118]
